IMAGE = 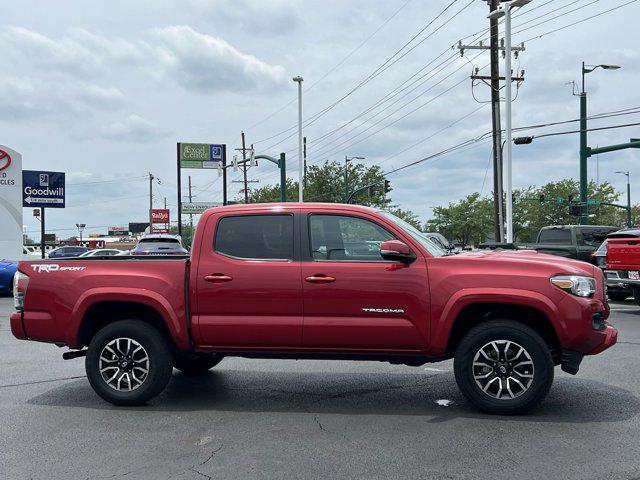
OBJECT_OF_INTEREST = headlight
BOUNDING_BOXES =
[551,275,596,298]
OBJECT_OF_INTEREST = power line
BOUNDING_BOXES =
[246,0,414,131]
[253,0,471,146]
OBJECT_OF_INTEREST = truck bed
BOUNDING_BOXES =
[15,257,191,349]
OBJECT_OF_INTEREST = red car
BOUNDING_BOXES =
[10,203,617,414]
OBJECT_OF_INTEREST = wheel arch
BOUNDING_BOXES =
[432,289,563,360]
[71,289,191,350]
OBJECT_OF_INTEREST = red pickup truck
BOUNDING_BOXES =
[10,203,617,414]
[605,235,640,304]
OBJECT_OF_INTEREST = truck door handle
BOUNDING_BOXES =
[204,274,233,283]
[305,274,336,284]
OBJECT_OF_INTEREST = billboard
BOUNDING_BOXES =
[22,170,65,208]
[129,222,150,234]
[108,226,128,236]
[179,143,224,169]
[0,145,23,260]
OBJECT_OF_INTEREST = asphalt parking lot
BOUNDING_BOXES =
[1,296,639,480]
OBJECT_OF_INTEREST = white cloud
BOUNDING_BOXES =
[0,76,124,120]
[150,25,286,93]
[98,114,167,143]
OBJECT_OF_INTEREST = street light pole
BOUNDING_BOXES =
[344,155,365,203]
[293,76,304,202]
[616,171,632,227]
[579,62,621,224]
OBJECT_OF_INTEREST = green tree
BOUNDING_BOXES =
[425,193,493,247]
[387,208,423,230]
[246,160,392,207]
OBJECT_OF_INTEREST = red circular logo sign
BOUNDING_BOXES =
[0,149,11,171]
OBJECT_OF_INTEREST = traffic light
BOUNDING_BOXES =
[569,204,581,216]
[384,180,391,194]
[539,194,545,204]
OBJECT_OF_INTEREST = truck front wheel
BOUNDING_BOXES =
[454,320,554,415]
[85,320,173,406]
[174,352,223,374]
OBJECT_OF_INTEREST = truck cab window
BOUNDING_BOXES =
[215,214,293,260]
[309,215,394,261]
[538,229,572,245]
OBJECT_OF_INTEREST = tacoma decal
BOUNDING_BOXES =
[362,308,405,314]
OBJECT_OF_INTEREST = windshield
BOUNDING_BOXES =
[380,211,446,257]
[137,240,182,251]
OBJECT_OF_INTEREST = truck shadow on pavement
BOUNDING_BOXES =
[28,368,640,424]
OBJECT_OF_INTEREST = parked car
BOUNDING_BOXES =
[78,249,122,257]
[0,259,17,295]
[593,229,640,301]
[48,246,89,259]
[605,230,640,304]
[11,203,617,414]
[423,232,456,253]
[131,234,188,256]
[518,225,618,264]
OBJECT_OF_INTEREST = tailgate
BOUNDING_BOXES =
[606,238,640,270]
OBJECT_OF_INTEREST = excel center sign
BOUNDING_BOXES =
[179,143,224,169]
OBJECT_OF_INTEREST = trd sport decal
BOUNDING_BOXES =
[31,264,86,273]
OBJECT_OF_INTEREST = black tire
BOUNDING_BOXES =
[607,291,629,302]
[454,320,554,415]
[85,320,173,406]
[174,352,223,374]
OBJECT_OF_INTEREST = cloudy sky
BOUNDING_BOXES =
[2,0,639,239]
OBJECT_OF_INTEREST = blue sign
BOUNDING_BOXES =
[210,144,223,161]
[22,170,65,208]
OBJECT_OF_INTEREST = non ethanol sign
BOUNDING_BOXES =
[22,170,65,208]
[179,143,224,169]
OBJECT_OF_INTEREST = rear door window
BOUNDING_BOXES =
[215,214,293,261]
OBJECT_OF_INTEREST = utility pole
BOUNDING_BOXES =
[303,136,307,190]
[458,1,527,242]
[241,131,249,203]
[489,0,504,243]
[148,172,154,228]
[616,171,632,227]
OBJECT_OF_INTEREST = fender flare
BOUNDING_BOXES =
[431,288,565,356]
[67,287,190,350]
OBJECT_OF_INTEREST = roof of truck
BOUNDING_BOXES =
[203,203,379,214]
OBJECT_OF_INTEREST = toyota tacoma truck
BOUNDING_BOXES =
[10,203,617,414]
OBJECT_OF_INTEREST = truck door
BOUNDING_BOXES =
[194,211,303,349]
[300,212,429,351]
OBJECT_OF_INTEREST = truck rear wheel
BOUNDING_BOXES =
[174,352,223,374]
[454,320,554,415]
[85,320,173,406]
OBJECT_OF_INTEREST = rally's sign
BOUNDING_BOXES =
[179,143,224,169]
[0,145,23,260]
[151,209,170,224]
[22,171,65,208]
[181,202,221,215]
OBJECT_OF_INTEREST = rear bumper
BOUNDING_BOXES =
[10,311,27,340]
[605,270,640,288]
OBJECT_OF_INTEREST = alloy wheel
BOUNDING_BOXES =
[99,337,150,391]
[472,340,534,400]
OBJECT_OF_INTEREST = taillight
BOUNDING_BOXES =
[13,271,29,311]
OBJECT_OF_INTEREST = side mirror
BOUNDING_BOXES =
[380,240,416,264]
